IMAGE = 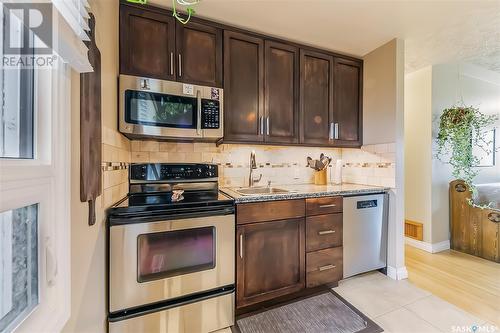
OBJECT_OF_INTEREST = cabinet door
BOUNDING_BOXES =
[176,21,223,87]
[120,5,176,80]
[223,31,265,142]
[264,41,299,144]
[333,58,362,146]
[236,218,305,308]
[299,49,334,145]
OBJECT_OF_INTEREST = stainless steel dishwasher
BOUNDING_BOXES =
[343,193,388,279]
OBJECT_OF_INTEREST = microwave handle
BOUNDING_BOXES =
[197,90,202,135]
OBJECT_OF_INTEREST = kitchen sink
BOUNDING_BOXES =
[235,187,291,196]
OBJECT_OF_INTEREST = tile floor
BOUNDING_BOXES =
[334,271,499,333]
[219,271,499,333]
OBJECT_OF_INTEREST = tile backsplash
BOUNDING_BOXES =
[100,126,131,211]
[129,141,396,188]
[342,143,396,188]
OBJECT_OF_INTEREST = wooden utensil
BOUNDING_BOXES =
[80,13,102,226]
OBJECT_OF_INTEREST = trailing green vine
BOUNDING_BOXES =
[436,105,498,208]
[126,0,199,24]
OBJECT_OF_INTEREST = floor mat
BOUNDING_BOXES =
[236,291,382,333]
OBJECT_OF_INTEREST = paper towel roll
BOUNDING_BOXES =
[332,159,342,185]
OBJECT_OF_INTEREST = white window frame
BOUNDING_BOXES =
[0,56,71,332]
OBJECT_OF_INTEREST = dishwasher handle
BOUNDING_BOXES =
[357,199,378,209]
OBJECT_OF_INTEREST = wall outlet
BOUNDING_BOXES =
[183,84,194,95]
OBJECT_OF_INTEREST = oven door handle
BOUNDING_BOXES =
[108,206,235,226]
[197,90,202,136]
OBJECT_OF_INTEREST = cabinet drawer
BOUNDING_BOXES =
[306,247,343,288]
[237,199,305,225]
[306,214,342,252]
[306,196,343,216]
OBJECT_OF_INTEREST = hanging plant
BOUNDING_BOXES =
[436,105,498,208]
[126,0,200,24]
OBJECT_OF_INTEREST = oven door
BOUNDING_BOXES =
[109,213,234,313]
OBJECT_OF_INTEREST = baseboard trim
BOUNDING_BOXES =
[387,265,408,280]
[405,237,450,253]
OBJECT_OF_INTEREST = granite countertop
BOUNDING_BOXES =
[220,183,390,203]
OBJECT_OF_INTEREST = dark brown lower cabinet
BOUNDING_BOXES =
[306,247,343,288]
[236,198,344,311]
[236,218,305,308]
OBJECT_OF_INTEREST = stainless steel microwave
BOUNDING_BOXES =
[119,75,223,141]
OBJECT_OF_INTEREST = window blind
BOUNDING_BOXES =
[52,0,90,42]
[51,0,93,72]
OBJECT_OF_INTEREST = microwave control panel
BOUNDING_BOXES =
[201,99,220,129]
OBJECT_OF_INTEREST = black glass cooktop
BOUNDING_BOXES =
[107,190,234,220]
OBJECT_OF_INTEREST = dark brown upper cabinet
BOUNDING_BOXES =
[264,41,299,144]
[120,3,222,87]
[120,5,176,81]
[176,22,223,87]
[223,31,265,143]
[120,2,363,147]
[236,218,305,309]
[299,49,334,146]
[333,58,362,147]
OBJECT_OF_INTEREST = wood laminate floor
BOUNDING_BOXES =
[405,244,500,327]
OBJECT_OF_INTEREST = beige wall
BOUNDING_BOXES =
[63,1,128,332]
[404,63,500,246]
[404,66,433,243]
[363,39,397,145]
[431,63,500,244]
[362,38,406,277]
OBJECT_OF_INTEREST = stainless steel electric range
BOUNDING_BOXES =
[107,163,235,333]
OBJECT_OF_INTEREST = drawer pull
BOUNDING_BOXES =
[318,230,335,235]
[318,264,336,271]
[319,204,337,208]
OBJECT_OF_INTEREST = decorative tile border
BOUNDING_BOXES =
[101,162,129,171]
[344,162,395,168]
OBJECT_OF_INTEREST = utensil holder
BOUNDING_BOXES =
[314,169,327,185]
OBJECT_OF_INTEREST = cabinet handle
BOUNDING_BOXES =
[239,234,244,259]
[259,116,264,135]
[318,230,335,235]
[319,264,336,271]
[334,123,339,140]
[170,52,174,75]
[319,203,337,208]
[178,54,182,77]
[329,122,334,140]
[266,117,270,136]
[196,90,202,135]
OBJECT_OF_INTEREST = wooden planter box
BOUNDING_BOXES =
[450,180,500,262]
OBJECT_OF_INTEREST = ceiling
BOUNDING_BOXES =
[149,0,500,73]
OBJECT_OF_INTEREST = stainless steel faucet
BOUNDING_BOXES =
[249,150,262,187]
